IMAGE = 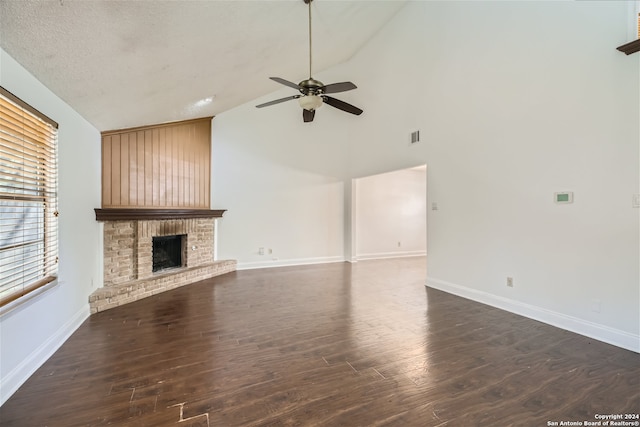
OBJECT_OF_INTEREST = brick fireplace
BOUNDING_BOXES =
[90,209,236,313]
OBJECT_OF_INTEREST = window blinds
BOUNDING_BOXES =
[0,87,58,307]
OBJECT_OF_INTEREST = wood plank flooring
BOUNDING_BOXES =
[1,257,638,426]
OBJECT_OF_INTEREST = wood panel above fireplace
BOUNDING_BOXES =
[101,117,212,209]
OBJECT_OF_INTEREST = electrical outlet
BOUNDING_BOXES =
[506,277,513,287]
[397,241,401,247]
[268,248,273,254]
[258,247,264,255]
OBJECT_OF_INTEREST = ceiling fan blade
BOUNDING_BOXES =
[322,82,357,94]
[269,77,301,90]
[256,95,300,108]
[303,109,315,123]
[322,96,363,116]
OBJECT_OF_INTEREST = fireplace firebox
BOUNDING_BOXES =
[152,235,185,272]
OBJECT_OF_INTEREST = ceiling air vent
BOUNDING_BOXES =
[410,130,420,144]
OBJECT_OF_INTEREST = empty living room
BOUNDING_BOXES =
[0,1,638,426]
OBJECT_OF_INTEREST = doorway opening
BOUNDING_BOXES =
[351,165,427,261]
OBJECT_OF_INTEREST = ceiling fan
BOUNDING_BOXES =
[255,0,363,123]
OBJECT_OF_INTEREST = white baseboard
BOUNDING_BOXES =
[426,277,639,353]
[237,256,345,271]
[0,305,90,405]
[356,250,427,261]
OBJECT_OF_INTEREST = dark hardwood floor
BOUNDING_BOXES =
[1,257,638,426]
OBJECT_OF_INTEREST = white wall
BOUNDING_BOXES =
[211,89,351,270]
[355,167,426,260]
[340,1,639,351]
[0,48,102,404]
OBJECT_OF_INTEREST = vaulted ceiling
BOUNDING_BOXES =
[0,0,406,131]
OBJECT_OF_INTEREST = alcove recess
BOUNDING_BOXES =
[91,117,236,313]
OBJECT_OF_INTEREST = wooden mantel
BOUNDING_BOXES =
[617,39,640,55]
[95,208,226,221]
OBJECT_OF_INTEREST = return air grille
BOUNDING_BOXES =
[410,130,420,144]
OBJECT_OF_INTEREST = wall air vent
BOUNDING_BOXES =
[410,130,420,144]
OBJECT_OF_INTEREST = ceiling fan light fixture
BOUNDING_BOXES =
[298,95,323,111]
[255,0,362,122]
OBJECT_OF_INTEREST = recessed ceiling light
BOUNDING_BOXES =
[194,96,215,108]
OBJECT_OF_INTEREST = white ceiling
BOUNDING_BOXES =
[0,0,406,131]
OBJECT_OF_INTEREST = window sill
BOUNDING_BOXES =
[0,277,59,316]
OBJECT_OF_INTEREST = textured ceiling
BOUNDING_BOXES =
[0,0,406,131]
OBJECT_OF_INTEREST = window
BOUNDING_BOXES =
[0,86,58,308]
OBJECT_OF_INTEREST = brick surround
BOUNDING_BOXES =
[90,217,236,313]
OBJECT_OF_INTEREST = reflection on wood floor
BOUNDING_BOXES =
[1,257,638,426]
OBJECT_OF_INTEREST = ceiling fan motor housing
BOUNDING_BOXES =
[299,78,324,96]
